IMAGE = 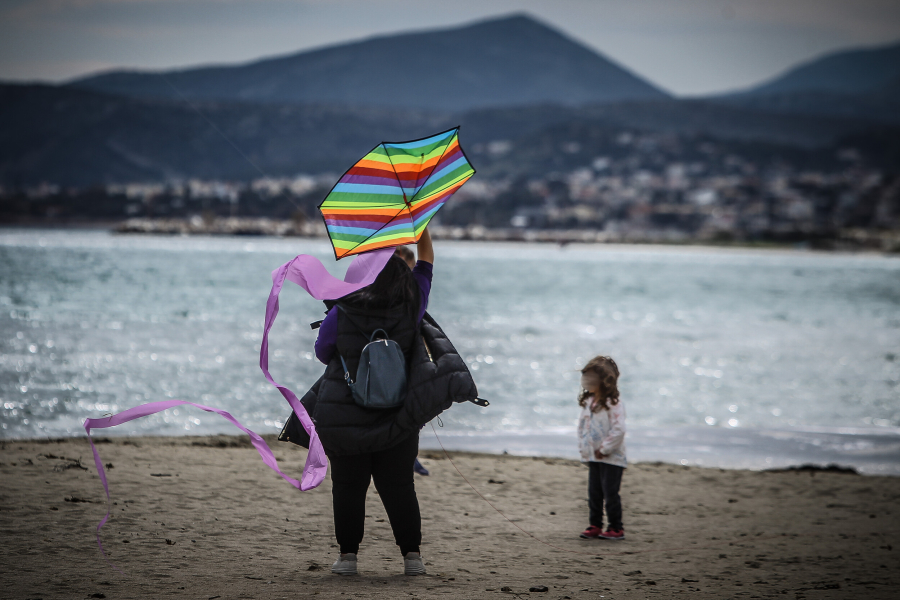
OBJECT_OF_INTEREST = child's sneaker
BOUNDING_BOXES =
[598,528,625,540]
[579,525,604,539]
[331,553,358,575]
[403,552,427,576]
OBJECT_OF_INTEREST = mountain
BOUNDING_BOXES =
[715,87,900,125]
[1,82,887,187]
[68,14,668,111]
[716,41,900,123]
[736,41,900,96]
[0,84,445,186]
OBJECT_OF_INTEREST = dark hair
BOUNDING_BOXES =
[340,254,419,314]
[578,355,620,412]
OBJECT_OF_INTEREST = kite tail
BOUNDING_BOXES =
[83,249,395,564]
[83,399,322,566]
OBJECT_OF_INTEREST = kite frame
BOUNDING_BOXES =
[317,125,476,261]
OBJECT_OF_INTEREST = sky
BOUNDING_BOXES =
[1,0,899,96]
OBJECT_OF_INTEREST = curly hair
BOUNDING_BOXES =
[578,355,620,412]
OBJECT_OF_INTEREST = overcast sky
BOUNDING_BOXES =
[1,0,899,96]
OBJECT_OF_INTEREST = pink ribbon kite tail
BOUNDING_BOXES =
[278,247,393,300]
[83,248,392,562]
[83,399,315,563]
[257,247,392,479]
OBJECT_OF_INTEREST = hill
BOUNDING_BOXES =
[68,14,668,112]
[717,41,900,123]
[737,41,900,96]
[1,83,890,187]
[0,84,444,185]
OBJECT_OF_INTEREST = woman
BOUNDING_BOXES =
[311,228,435,576]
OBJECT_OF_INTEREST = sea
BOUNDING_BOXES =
[2,228,899,474]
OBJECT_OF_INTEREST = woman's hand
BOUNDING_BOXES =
[417,226,434,265]
[594,449,607,460]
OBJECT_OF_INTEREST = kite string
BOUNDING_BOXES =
[428,423,825,558]
[429,422,608,556]
[159,74,305,213]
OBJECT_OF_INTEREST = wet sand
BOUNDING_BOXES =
[2,434,898,599]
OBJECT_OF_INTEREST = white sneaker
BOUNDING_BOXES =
[331,553,358,575]
[404,552,426,576]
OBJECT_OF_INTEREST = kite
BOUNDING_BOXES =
[319,127,475,259]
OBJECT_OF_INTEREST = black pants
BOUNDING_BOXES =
[328,433,421,555]
[588,462,624,531]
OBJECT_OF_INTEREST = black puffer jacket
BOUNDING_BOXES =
[279,308,478,455]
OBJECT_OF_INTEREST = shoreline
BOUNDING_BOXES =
[2,434,899,599]
[419,425,900,476]
[113,218,900,254]
[6,423,899,476]
[3,219,899,253]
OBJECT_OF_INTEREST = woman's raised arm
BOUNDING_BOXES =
[417,226,434,265]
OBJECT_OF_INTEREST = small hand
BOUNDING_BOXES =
[594,449,607,460]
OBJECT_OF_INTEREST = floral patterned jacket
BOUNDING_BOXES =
[577,395,627,468]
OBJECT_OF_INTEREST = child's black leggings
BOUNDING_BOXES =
[327,432,421,556]
[588,462,624,530]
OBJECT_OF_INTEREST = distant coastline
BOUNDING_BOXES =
[107,217,900,253]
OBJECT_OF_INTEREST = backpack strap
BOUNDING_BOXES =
[336,304,405,339]
[335,307,391,384]
[369,328,390,343]
[334,305,365,386]
[339,354,354,385]
[335,305,369,336]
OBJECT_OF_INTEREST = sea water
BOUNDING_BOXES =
[1,229,899,472]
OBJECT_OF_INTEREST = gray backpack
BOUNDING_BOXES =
[339,327,408,410]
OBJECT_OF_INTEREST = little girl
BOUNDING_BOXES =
[576,356,627,540]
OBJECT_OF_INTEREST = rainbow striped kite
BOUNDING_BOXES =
[319,127,475,259]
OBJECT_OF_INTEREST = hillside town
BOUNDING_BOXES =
[2,129,897,251]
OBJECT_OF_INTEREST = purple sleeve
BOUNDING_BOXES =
[412,261,433,322]
[314,307,337,364]
[316,263,430,363]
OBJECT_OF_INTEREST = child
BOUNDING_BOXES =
[577,356,627,540]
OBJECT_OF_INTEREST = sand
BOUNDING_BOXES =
[1,434,898,600]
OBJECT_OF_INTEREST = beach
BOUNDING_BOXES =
[2,434,898,600]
